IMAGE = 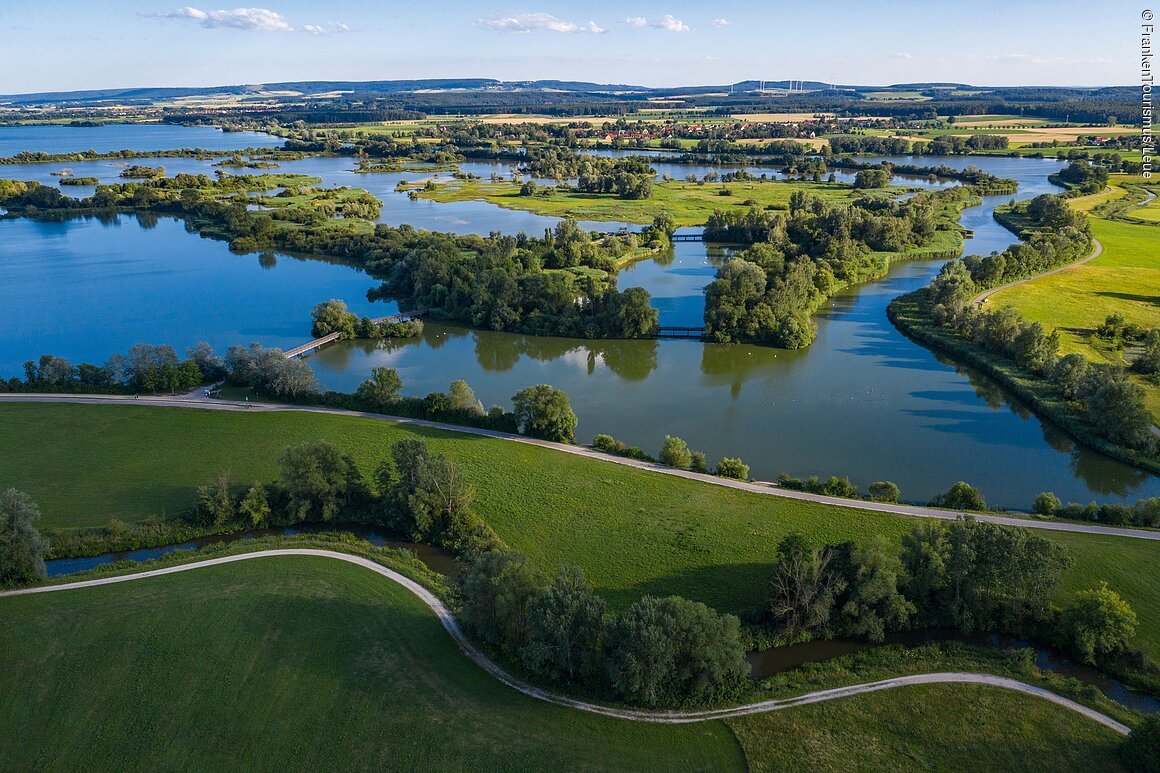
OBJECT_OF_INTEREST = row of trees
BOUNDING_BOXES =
[765,519,1138,668]
[192,437,502,554]
[6,343,219,395]
[459,551,748,707]
[1032,492,1160,528]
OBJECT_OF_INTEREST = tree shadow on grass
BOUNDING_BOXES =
[1093,291,1160,307]
[596,561,773,617]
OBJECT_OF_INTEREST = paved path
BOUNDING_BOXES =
[0,548,1131,735]
[2,393,1157,541]
[971,238,1103,309]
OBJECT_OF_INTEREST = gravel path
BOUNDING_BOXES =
[0,548,1131,735]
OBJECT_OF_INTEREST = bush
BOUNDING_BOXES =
[930,481,987,511]
[1121,715,1160,772]
[1032,491,1061,516]
[868,481,900,503]
[659,435,692,470]
[716,458,749,480]
[1057,582,1138,665]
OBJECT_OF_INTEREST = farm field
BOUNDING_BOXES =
[987,182,1160,419]
[2,402,1157,655]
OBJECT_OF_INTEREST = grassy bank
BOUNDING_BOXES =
[413,177,912,227]
[988,185,1160,420]
[2,402,1158,656]
[0,554,1127,770]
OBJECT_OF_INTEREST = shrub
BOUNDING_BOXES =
[1121,715,1160,772]
[1032,491,1062,516]
[868,481,900,503]
[659,435,692,470]
[930,481,987,511]
[716,458,749,480]
[1057,582,1138,665]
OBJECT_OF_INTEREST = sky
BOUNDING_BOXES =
[0,0,1143,94]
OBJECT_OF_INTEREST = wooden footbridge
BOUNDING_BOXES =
[284,310,426,359]
[654,326,705,339]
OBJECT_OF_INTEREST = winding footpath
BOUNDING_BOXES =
[2,392,1157,541]
[971,238,1103,309]
[0,548,1131,735]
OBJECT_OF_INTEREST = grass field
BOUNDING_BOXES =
[414,178,906,226]
[729,683,1124,771]
[0,555,1127,771]
[988,183,1160,419]
[0,556,739,771]
[2,402,1158,655]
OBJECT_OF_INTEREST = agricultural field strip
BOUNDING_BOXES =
[2,394,1156,541]
[0,548,1130,734]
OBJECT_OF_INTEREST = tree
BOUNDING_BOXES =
[853,169,890,189]
[382,439,477,547]
[311,299,358,339]
[356,367,403,410]
[512,385,578,443]
[930,481,987,511]
[523,566,606,683]
[0,488,49,586]
[659,435,692,469]
[194,472,235,526]
[1089,380,1155,449]
[459,550,545,653]
[868,481,900,503]
[767,534,844,640]
[1137,329,1160,375]
[239,484,271,528]
[1057,582,1138,664]
[900,521,948,627]
[689,451,709,474]
[1121,715,1160,772]
[838,537,915,642]
[604,595,748,707]
[278,440,363,523]
[716,458,749,480]
[1032,491,1061,517]
[447,379,485,415]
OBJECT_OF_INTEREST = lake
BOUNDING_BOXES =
[1,124,1155,508]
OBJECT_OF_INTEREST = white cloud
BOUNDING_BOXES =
[710,18,730,27]
[892,52,914,59]
[303,21,351,36]
[650,14,690,32]
[156,7,294,31]
[478,12,604,33]
[624,16,646,26]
